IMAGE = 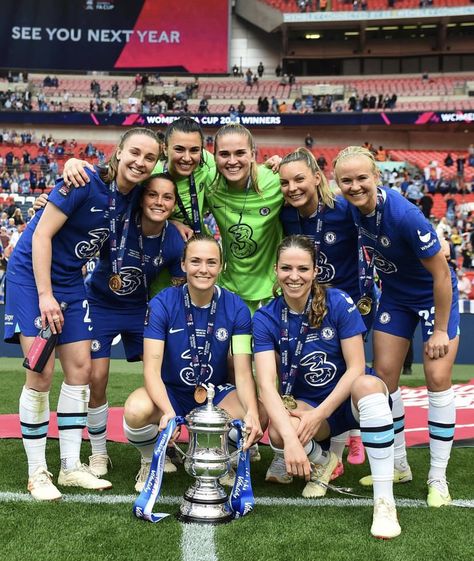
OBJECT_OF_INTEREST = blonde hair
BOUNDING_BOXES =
[280,147,335,209]
[213,123,260,194]
[332,145,381,185]
[273,235,327,329]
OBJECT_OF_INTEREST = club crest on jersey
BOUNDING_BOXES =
[34,316,42,329]
[153,256,163,267]
[324,231,336,245]
[379,312,391,324]
[321,327,335,341]
[380,235,391,248]
[259,207,270,216]
[215,328,228,342]
[91,340,101,352]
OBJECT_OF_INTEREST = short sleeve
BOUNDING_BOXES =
[252,309,277,353]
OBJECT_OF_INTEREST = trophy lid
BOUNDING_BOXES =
[186,384,231,429]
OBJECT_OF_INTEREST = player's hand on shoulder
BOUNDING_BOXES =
[33,193,49,211]
[63,158,95,187]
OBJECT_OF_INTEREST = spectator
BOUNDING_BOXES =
[12,208,24,226]
[456,156,466,178]
[419,193,434,219]
[461,241,473,269]
[198,98,209,113]
[232,64,240,77]
[375,146,388,162]
[271,96,279,113]
[305,133,314,149]
[457,269,472,299]
[317,155,327,171]
[257,62,264,78]
[275,64,282,77]
[228,104,236,114]
[278,100,287,113]
[237,101,246,114]
[245,69,253,87]
[444,153,454,167]
[468,144,474,166]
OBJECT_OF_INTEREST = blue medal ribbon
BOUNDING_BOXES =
[109,180,135,278]
[132,415,186,523]
[350,187,386,302]
[228,419,255,518]
[183,285,218,389]
[136,214,168,301]
[297,200,325,257]
[280,296,312,397]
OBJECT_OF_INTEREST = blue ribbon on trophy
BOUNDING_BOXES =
[132,415,186,523]
[228,419,255,518]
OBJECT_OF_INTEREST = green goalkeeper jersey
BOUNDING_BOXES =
[153,149,215,231]
[206,165,283,302]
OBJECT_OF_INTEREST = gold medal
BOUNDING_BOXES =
[194,385,207,404]
[357,296,372,316]
[281,394,297,410]
[109,274,122,292]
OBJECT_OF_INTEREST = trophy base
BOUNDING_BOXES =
[177,494,233,524]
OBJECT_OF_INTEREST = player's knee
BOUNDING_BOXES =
[124,392,151,427]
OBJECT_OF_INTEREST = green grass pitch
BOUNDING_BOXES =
[0,359,472,561]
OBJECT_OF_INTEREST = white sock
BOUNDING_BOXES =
[123,420,158,462]
[57,382,89,471]
[428,388,455,481]
[228,427,239,453]
[20,386,50,476]
[359,393,395,503]
[350,429,361,438]
[330,432,349,461]
[304,439,328,465]
[87,402,108,455]
[391,388,408,471]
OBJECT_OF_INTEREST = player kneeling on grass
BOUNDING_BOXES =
[123,234,265,492]
[253,235,401,539]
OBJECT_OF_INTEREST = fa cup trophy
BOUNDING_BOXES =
[177,385,234,524]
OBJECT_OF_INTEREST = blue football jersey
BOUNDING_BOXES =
[144,285,251,392]
[86,219,185,309]
[280,195,360,301]
[356,188,456,303]
[7,170,135,292]
[253,289,366,405]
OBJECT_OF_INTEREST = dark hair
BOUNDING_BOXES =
[182,233,223,264]
[162,116,205,164]
[142,172,177,199]
[99,127,160,184]
[212,123,260,193]
[273,235,327,328]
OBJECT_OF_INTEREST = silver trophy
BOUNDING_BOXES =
[177,385,234,524]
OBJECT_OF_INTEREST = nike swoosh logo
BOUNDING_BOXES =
[169,327,184,334]
[373,435,389,441]
[417,230,431,243]
[343,295,354,304]
[91,207,103,213]
[88,326,93,331]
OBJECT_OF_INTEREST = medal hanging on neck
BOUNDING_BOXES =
[279,296,313,410]
[183,284,218,403]
[136,214,168,302]
[108,180,134,293]
[351,188,386,315]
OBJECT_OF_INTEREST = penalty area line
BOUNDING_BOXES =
[0,491,473,508]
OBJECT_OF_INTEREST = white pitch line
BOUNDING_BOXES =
[181,523,217,561]
[0,491,473,508]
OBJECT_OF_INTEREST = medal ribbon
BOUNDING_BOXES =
[183,285,218,388]
[136,214,168,301]
[280,296,313,397]
[350,187,386,302]
[132,415,186,523]
[228,419,255,518]
[164,163,201,233]
[297,200,325,257]
[109,180,134,277]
